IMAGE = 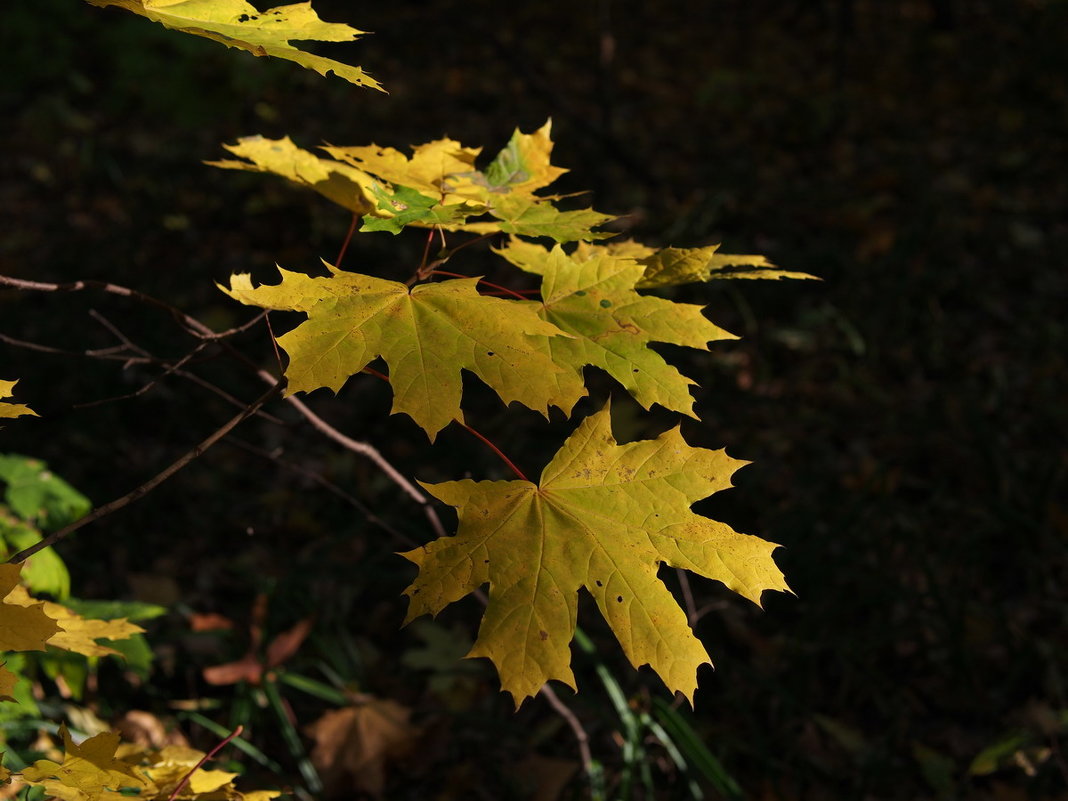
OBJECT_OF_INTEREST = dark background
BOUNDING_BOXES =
[2,0,1066,798]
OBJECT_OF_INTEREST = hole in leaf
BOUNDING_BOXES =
[595,580,603,587]
[616,595,623,603]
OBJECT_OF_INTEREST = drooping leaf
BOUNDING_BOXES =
[631,244,817,288]
[489,195,615,243]
[85,0,381,90]
[403,404,789,705]
[499,237,814,286]
[5,586,143,658]
[206,135,378,214]
[496,242,736,416]
[222,266,586,439]
[359,185,482,235]
[0,381,34,420]
[22,726,145,801]
[0,564,59,652]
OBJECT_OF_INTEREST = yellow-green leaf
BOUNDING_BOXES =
[207,135,378,214]
[497,242,736,416]
[489,195,615,243]
[222,266,586,439]
[0,564,59,651]
[629,244,818,288]
[85,0,381,89]
[0,380,35,420]
[403,404,789,705]
[483,120,568,195]
[323,137,484,203]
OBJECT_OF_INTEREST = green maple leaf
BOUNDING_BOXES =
[489,195,615,243]
[360,185,482,235]
[497,242,736,416]
[222,267,586,439]
[85,0,381,89]
[207,135,379,214]
[0,380,35,420]
[403,404,789,705]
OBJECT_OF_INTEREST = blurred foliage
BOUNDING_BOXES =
[1,0,1066,798]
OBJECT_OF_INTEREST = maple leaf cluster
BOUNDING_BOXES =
[211,121,812,704]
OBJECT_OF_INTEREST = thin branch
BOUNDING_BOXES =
[0,274,255,342]
[255,369,447,540]
[167,725,244,801]
[457,421,529,482]
[429,269,531,302]
[224,437,420,549]
[7,380,284,564]
[539,684,596,780]
[335,211,360,269]
[675,568,698,628]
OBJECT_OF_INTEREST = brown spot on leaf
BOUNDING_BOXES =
[539,630,548,641]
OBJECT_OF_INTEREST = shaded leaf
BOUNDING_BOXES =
[85,0,381,89]
[633,245,817,288]
[360,185,481,235]
[403,404,789,705]
[222,266,585,439]
[0,664,17,703]
[305,697,418,798]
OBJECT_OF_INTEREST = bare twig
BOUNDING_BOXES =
[540,683,596,778]
[0,274,252,341]
[224,437,420,549]
[676,568,698,627]
[256,369,447,541]
[7,380,284,564]
[335,211,360,269]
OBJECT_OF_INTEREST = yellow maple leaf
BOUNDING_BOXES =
[403,404,789,705]
[4,585,142,658]
[22,726,145,801]
[222,266,586,440]
[0,380,35,420]
[207,135,379,214]
[85,0,381,89]
[0,564,59,652]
